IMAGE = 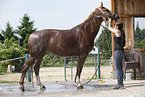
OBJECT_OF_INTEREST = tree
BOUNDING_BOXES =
[96,25,112,58]
[134,22,145,48]
[3,22,14,40]
[140,28,145,40]
[0,14,37,72]
[17,14,37,49]
[135,22,142,42]
[140,39,145,47]
[0,30,5,43]
[0,38,27,72]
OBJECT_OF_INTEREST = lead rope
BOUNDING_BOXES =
[81,66,99,85]
[56,66,98,86]
[82,20,107,86]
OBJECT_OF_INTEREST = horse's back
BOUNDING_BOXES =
[28,29,74,55]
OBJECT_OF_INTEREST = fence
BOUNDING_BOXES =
[0,56,25,73]
[0,50,112,82]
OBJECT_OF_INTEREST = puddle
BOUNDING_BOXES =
[0,81,112,96]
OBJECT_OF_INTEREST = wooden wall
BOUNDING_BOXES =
[116,0,145,16]
[112,0,145,48]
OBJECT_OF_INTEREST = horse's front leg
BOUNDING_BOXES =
[75,54,88,89]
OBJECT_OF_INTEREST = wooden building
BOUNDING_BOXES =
[111,0,145,78]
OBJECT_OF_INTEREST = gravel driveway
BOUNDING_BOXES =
[0,66,112,82]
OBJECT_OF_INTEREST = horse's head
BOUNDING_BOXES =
[94,2,119,21]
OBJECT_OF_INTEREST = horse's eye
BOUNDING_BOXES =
[106,9,110,12]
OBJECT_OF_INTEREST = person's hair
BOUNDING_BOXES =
[120,30,126,47]
[115,21,126,47]
[115,21,123,30]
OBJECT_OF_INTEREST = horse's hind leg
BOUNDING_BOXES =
[34,52,46,91]
[19,56,36,91]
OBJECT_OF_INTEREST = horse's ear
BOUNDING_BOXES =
[100,2,103,8]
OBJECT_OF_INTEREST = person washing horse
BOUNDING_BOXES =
[107,18,126,89]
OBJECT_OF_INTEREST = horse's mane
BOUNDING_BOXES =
[80,8,100,26]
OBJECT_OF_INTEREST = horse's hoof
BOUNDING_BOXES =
[77,85,84,89]
[40,85,46,91]
[19,86,25,92]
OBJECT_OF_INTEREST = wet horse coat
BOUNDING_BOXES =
[19,3,119,91]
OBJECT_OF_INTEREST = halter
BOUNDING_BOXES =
[95,7,111,22]
[97,7,106,15]
[95,8,114,26]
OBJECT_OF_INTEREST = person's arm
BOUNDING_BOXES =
[107,18,121,37]
[108,19,118,34]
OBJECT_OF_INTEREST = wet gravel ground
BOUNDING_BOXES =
[0,67,145,97]
[0,79,145,97]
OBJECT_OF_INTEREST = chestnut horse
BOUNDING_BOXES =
[19,3,119,91]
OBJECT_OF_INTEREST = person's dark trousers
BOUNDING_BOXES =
[114,50,124,86]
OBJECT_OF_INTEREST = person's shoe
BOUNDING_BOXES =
[113,84,125,90]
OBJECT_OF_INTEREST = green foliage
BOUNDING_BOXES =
[0,80,19,83]
[41,53,64,67]
[0,14,37,73]
[135,39,145,48]
[0,38,27,72]
[3,22,14,40]
[140,39,145,47]
[0,30,5,43]
[17,14,37,50]
[134,22,145,48]
[134,22,141,42]
[96,25,112,58]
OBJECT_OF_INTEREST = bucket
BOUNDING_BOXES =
[126,73,132,80]
[7,65,11,72]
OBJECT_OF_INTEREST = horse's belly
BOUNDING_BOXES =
[47,46,78,57]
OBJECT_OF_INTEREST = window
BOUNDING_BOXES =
[134,17,145,48]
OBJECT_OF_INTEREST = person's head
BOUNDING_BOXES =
[115,21,123,30]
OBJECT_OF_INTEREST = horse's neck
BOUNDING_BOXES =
[82,17,103,41]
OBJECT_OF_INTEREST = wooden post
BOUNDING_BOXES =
[111,0,116,78]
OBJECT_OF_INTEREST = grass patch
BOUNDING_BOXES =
[40,61,110,68]
[40,64,64,68]
[0,80,19,83]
